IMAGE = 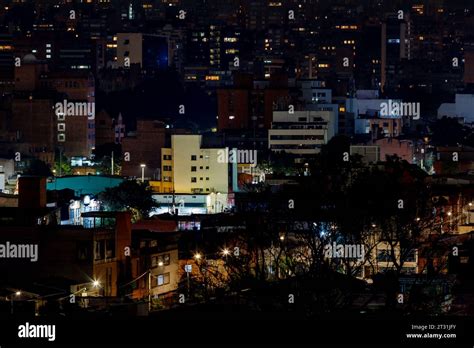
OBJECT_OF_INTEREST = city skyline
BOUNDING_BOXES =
[0,0,473,346]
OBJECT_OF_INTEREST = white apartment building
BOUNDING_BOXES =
[170,134,228,194]
[268,110,337,155]
[153,135,230,215]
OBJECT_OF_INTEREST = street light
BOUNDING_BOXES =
[214,192,222,213]
[447,212,453,232]
[222,248,230,256]
[469,203,473,224]
[140,164,146,183]
[92,280,100,288]
[194,253,202,260]
[11,291,21,314]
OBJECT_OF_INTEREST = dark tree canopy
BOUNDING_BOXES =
[99,180,157,220]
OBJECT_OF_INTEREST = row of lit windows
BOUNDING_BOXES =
[335,25,358,30]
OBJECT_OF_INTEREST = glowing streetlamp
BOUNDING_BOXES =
[469,203,473,224]
[140,164,146,183]
[11,291,21,314]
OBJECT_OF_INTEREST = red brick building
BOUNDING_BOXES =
[217,73,289,131]
[121,120,168,179]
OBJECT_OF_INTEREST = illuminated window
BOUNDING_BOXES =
[157,273,170,286]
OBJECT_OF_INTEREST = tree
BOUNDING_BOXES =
[99,181,157,221]
[256,151,301,176]
[431,117,468,146]
[93,143,122,175]
[53,150,72,176]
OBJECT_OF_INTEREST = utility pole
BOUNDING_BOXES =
[111,151,114,175]
[187,266,190,298]
[59,147,62,177]
[148,270,152,312]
